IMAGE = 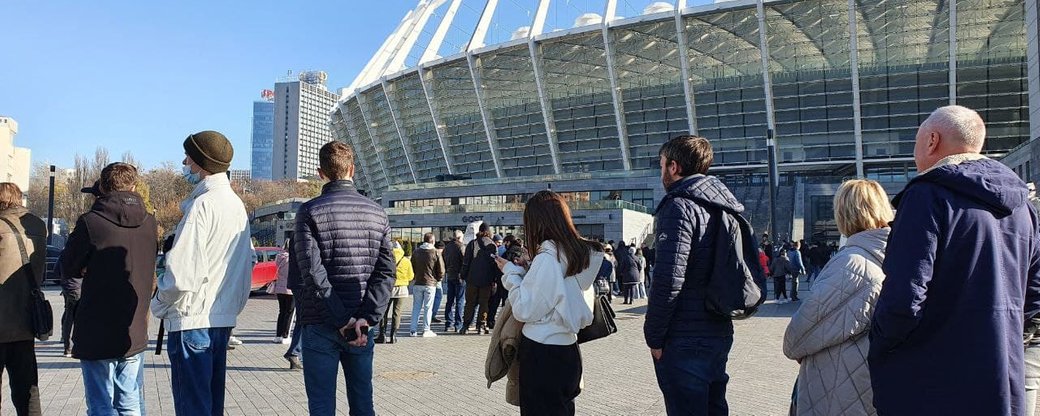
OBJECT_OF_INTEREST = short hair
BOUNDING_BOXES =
[454,230,464,240]
[834,179,894,237]
[659,135,713,176]
[99,162,138,194]
[423,233,435,244]
[0,183,22,210]
[319,141,355,181]
[922,105,986,150]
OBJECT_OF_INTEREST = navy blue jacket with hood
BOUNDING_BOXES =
[644,175,743,349]
[294,180,396,329]
[868,158,1040,416]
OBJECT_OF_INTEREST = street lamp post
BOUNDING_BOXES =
[46,165,55,246]
[766,129,779,241]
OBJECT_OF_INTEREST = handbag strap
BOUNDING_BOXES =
[0,217,41,291]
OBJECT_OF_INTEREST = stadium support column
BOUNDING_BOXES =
[381,79,419,184]
[417,66,455,174]
[529,0,563,174]
[949,0,958,105]
[356,92,393,186]
[756,0,780,237]
[674,0,698,135]
[602,0,632,171]
[849,0,864,177]
[466,53,504,178]
[340,103,379,190]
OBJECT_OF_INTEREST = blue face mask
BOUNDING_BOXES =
[182,165,202,185]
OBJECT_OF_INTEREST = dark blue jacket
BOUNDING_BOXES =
[869,158,1040,416]
[644,175,740,349]
[294,180,396,329]
[616,242,641,285]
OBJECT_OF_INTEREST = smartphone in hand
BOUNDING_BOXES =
[344,325,369,342]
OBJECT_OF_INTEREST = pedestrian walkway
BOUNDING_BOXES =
[7,287,804,415]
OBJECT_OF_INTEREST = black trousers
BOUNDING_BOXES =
[0,340,41,416]
[462,285,492,329]
[486,286,507,328]
[275,294,295,338]
[624,284,636,303]
[518,335,581,416]
[773,276,788,299]
[61,292,79,352]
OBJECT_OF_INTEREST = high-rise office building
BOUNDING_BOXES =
[0,117,30,193]
[250,89,275,180]
[272,71,339,181]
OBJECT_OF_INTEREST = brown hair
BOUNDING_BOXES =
[659,135,713,176]
[523,190,602,276]
[319,141,355,181]
[0,183,22,210]
[99,162,138,194]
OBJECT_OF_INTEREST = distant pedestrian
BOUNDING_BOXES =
[272,239,295,345]
[616,241,639,304]
[869,106,1040,415]
[441,230,467,333]
[151,131,254,416]
[376,242,412,344]
[494,190,604,415]
[787,241,806,302]
[460,223,500,335]
[275,238,304,370]
[295,141,395,416]
[432,240,445,325]
[769,249,796,304]
[58,250,79,358]
[487,235,507,329]
[645,136,745,414]
[783,179,893,415]
[410,233,444,337]
[761,233,774,261]
[634,248,647,300]
[63,163,158,415]
[0,182,46,416]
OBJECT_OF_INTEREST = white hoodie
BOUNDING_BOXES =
[502,240,603,345]
[151,174,254,332]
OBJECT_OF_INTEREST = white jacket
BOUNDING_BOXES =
[783,227,889,416]
[502,240,602,345]
[151,174,254,332]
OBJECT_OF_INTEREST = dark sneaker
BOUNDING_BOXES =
[286,356,303,370]
[431,318,443,323]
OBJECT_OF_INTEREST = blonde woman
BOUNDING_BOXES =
[782,179,894,416]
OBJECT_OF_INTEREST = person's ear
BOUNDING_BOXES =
[927,131,941,155]
[317,169,327,181]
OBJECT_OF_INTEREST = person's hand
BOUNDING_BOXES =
[339,318,356,339]
[341,318,371,347]
[494,256,509,271]
[651,348,663,361]
[514,253,531,269]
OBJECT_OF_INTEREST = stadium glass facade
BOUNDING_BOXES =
[330,0,1032,243]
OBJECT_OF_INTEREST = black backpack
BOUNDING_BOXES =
[702,206,766,319]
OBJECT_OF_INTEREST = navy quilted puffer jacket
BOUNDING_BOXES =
[294,180,396,329]
[644,175,741,349]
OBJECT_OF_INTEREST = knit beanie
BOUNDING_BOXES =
[183,130,233,174]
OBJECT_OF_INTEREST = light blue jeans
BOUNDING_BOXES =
[81,352,145,416]
[410,285,437,334]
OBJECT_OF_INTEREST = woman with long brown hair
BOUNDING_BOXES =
[495,190,604,416]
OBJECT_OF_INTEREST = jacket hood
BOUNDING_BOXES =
[666,175,744,214]
[902,158,1027,216]
[91,191,148,228]
[843,227,890,263]
[393,247,405,260]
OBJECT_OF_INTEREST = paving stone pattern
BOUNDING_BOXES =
[6,286,813,415]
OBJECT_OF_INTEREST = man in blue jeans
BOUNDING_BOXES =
[645,136,739,415]
[441,230,466,332]
[62,163,158,415]
[152,131,254,416]
[294,141,395,416]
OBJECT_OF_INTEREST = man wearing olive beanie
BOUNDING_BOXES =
[151,130,254,416]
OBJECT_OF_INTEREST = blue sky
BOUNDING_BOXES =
[0,1,415,170]
[0,0,710,171]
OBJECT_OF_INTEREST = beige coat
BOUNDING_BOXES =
[485,301,523,406]
[783,227,889,416]
[0,207,47,343]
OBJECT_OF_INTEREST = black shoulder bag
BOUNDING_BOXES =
[0,217,53,341]
[577,294,617,343]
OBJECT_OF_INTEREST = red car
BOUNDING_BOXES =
[252,247,285,291]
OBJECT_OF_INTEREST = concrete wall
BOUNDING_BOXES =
[0,118,29,193]
[622,209,655,247]
[272,82,301,181]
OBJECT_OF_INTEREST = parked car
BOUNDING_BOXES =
[44,245,62,285]
[252,247,284,292]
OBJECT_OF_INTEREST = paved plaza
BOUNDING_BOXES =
[9,287,805,415]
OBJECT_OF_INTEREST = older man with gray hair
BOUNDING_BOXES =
[868,105,1040,415]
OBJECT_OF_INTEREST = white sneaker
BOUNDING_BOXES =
[410,332,418,337]
[280,337,291,345]
[421,331,438,338]
[229,336,243,346]
[63,353,72,358]
[273,337,284,344]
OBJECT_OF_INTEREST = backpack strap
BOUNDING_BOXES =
[0,217,40,291]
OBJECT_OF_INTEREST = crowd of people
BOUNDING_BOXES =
[1,104,1039,416]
